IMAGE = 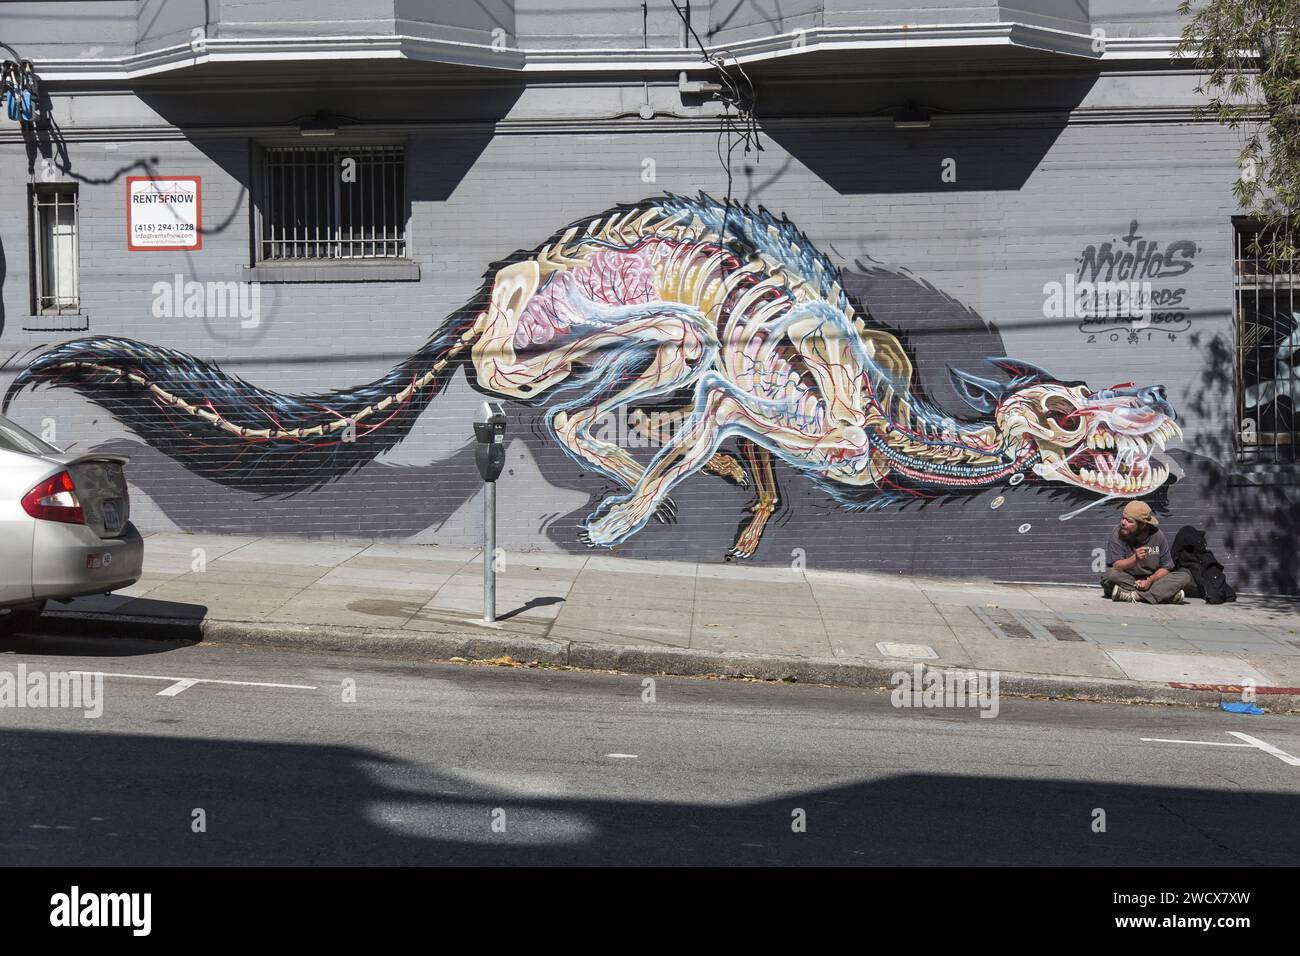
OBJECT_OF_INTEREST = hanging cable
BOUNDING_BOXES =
[669,1,764,303]
[669,0,762,202]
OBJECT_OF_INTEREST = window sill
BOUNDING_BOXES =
[241,261,420,283]
[22,313,89,332]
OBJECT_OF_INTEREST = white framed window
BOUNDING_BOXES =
[258,144,407,262]
[32,184,79,314]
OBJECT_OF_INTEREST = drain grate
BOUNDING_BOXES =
[973,607,1092,643]
[1043,622,1086,642]
[984,608,1035,640]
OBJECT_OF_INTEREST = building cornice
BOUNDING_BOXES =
[26,23,1192,82]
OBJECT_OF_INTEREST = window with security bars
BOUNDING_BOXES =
[1233,219,1299,464]
[259,145,407,261]
[30,185,81,317]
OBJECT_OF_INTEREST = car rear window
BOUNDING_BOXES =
[0,415,62,456]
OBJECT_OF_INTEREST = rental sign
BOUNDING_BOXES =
[127,176,202,251]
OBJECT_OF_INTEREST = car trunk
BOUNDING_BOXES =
[60,455,131,539]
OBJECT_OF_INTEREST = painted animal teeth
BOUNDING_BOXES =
[1072,456,1172,493]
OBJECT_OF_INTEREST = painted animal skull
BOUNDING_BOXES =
[998,381,1182,496]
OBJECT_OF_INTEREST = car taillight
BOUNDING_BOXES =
[21,471,85,525]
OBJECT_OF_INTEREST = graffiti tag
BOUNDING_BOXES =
[1067,220,1197,337]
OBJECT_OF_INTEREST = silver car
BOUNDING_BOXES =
[0,413,143,633]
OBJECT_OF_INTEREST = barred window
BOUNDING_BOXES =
[259,145,406,261]
[1233,219,1298,464]
[32,184,79,314]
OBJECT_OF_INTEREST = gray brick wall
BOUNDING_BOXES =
[0,74,1295,593]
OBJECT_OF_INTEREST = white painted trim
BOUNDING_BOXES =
[28,23,1193,82]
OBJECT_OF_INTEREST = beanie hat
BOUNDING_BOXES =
[1123,500,1158,527]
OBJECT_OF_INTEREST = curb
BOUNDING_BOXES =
[37,609,1300,714]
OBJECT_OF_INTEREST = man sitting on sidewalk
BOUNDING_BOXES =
[1101,501,1192,604]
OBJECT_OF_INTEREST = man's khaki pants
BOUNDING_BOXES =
[1101,568,1194,604]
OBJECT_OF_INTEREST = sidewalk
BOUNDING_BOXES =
[48,532,1300,710]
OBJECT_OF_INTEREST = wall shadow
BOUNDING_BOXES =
[756,73,1096,194]
[1179,329,1300,595]
[132,79,519,206]
[762,122,1072,194]
[89,437,484,538]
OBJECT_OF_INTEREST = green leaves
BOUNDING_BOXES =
[1179,0,1300,271]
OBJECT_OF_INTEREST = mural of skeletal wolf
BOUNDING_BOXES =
[2,193,1183,557]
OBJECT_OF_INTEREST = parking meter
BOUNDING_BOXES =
[473,403,506,623]
[473,402,507,482]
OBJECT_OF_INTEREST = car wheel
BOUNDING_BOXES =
[0,601,47,636]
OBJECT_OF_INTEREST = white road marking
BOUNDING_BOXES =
[606,753,638,759]
[157,678,199,697]
[1141,733,1300,767]
[1227,731,1300,766]
[67,670,316,691]
[1140,737,1255,748]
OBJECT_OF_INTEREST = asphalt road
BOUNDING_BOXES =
[1,631,1298,866]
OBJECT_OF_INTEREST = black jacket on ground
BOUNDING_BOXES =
[1171,526,1237,604]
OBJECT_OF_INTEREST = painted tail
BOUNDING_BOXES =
[2,310,479,494]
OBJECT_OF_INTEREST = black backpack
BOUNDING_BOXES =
[1171,526,1237,604]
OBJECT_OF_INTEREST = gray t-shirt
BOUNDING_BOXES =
[1106,526,1175,574]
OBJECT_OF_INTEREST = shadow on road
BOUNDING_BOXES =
[1,728,1293,866]
[0,632,198,659]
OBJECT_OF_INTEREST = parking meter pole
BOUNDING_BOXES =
[473,402,507,626]
[483,480,496,624]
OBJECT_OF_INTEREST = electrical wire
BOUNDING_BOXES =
[669,1,764,296]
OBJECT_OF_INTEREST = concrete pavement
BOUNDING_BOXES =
[33,531,1300,710]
